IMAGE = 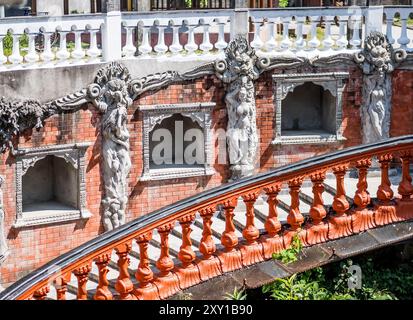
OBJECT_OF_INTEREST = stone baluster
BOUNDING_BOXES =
[54,272,71,300]
[9,33,23,65]
[375,154,398,225]
[294,17,305,51]
[240,190,263,266]
[200,23,213,54]
[336,16,349,50]
[349,14,361,49]
[280,17,292,51]
[262,184,284,259]
[24,32,39,64]
[32,286,50,300]
[265,20,277,52]
[198,206,222,281]
[385,14,395,45]
[154,222,180,299]
[308,16,320,51]
[0,36,7,66]
[328,165,352,239]
[397,11,410,50]
[217,198,242,273]
[56,31,70,62]
[154,25,168,56]
[352,158,375,233]
[287,178,304,231]
[175,213,201,289]
[122,26,137,57]
[93,252,113,300]
[170,24,183,55]
[72,29,85,61]
[115,242,136,300]
[305,171,328,245]
[138,26,152,56]
[215,20,227,52]
[184,25,198,56]
[396,150,413,220]
[40,32,54,64]
[74,264,92,300]
[86,29,101,61]
[250,21,264,51]
[322,16,335,50]
[134,232,159,300]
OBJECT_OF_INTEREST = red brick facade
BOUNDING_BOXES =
[0,66,412,287]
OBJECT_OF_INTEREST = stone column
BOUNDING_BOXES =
[101,0,121,12]
[137,0,151,11]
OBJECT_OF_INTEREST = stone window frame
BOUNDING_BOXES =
[139,102,216,181]
[272,72,349,145]
[13,142,92,228]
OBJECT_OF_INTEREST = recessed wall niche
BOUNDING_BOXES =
[14,143,92,228]
[272,72,349,145]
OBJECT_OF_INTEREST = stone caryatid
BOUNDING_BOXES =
[355,32,406,144]
[0,176,8,265]
[92,63,133,231]
[215,36,269,180]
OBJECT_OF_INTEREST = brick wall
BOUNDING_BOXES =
[0,66,411,287]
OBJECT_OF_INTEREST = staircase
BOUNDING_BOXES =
[2,136,413,301]
[51,170,403,300]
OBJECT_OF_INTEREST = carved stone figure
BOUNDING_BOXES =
[0,176,8,265]
[93,63,133,231]
[215,36,269,180]
[355,32,406,144]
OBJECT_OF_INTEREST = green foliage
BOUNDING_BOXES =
[272,234,302,264]
[224,287,247,300]
[278,0,289,8]
[262,255,408,300]
[3,33,29,56]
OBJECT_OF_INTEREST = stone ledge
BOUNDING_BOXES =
[140,167,216,182]
[13,209,91,229]
[272,134,347,145]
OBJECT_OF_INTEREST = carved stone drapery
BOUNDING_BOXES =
[355,32,407,144]
[0,176,8,265]
[215,35,269,180]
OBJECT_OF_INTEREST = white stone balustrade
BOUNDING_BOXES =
[121,10,231,58]
[0,14,104,69]
[0,6,413,71]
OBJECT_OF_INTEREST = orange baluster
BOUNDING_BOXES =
[217,197,242,273]
[54,272,71,300]
[31,285,50,300]
[328,164,352,239]
[154,222,180,299]
[134,232,159,300]
[197,206,222,281]
[262,183,284,259]
[351,158,375,233]
[287,178,304,231]
[375,153,398,225]
[93,251,113,300]
[396,150,413,220]
[240,190,264,266]
[175,213,201,289]
[74,264,92,300]
[305,171,329,245]
[115,242,136,300]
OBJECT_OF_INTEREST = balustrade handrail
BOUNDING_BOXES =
[1,135,413,300]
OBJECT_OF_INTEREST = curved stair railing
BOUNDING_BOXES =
[2,135,413,300]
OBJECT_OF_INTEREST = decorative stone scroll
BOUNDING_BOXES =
[215,35,270,180]
[0,176,8,265]
[354,32,407,144]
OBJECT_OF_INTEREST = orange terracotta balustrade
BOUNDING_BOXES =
[2,136,413,300]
